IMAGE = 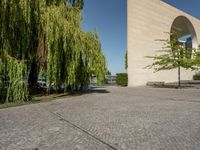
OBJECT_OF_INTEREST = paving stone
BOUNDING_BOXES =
[0,87,200,150]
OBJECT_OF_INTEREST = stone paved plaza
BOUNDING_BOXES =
[0,87,200,150]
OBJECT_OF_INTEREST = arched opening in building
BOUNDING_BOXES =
[170,16,198,58]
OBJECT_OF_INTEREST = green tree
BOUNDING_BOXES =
[0,0,106,103]
[125,50,128,70]
[106,70,111,75]
[193,45,200,66]
[146,32,199,87]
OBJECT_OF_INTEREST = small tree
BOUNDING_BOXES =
[125,50,128,70]
[146,32,199,87]
[106,70,111,75]
[194,45,200,65]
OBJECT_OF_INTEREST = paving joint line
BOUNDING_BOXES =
[48,110,118,150]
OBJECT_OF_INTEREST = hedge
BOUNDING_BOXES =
[116,73,128,86]
[193,74,200,80]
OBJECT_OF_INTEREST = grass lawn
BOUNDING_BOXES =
[0,93,71,109]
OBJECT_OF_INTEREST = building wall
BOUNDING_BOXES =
[128,0,200,86]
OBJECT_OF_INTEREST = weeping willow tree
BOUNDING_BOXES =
[0,0,107,103]
[1,0,31,103]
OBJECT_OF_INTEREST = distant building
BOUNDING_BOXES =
[105,75,116,84]
[90,75,116,85]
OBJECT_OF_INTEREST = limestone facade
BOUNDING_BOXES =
[128,0,200,86]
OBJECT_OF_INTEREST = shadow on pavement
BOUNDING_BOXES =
[70,87,110,96]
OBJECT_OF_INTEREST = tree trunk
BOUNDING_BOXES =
[28,58,39,87]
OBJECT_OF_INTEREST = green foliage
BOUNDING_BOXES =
[45,4,106,90]
[193,45,200,67]
[116,73,128,87]
[146,32,200,87]
[0,0,107,103]
[106,70,111,75]
[67,0,84,9]
[1,0,43,102]
[146,32,198,71]
[125,50,128,70]
[0,51,29,103]
[193,73,200,80]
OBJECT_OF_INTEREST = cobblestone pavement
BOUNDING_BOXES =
[1,87,200,150]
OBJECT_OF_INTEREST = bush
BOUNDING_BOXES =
[116,73,128,86]
[193,74,200,80]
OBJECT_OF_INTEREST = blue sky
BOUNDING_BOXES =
[82,0,127,75]
[164,0,200,20]
[82,0,200,75]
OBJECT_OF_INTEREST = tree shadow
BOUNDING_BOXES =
[30,86,110,101]
[69,87,110,97]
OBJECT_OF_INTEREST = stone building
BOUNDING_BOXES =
[128,0,200,86]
